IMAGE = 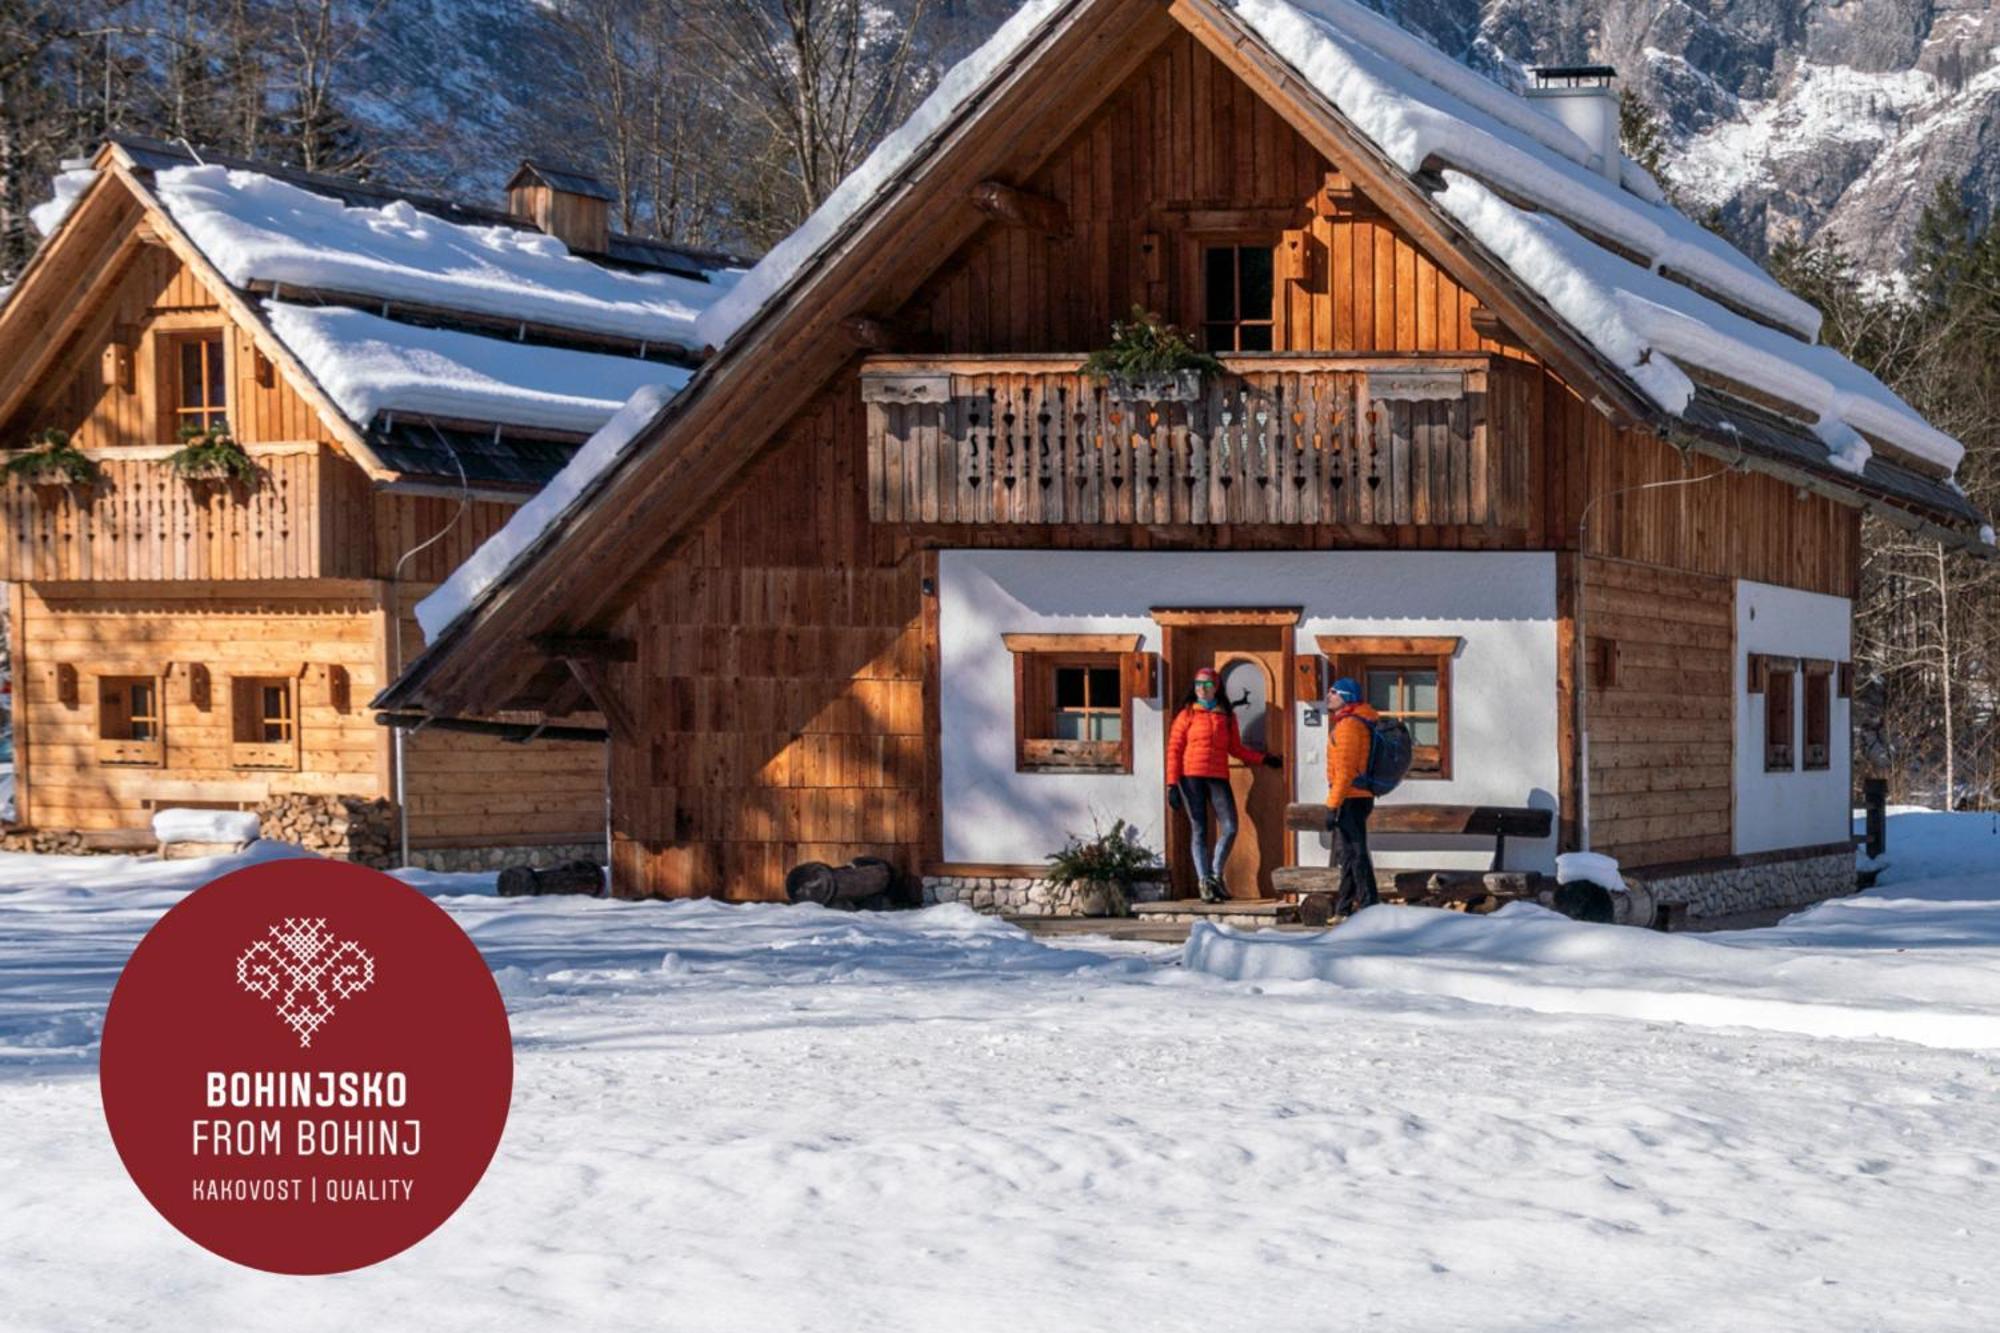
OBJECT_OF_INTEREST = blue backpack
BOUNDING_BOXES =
[1338,709,1414,796]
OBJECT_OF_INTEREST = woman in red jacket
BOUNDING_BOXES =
[1166,667,1281,902]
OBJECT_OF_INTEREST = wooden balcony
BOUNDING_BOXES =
[859,354,1527,529]
[0,442,373,583]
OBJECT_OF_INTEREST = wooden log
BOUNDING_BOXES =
[784,857,895,907]
[498,860,604,897]
[970,180,1070,236]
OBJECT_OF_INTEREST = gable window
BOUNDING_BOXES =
[170,331,228,437]
[1003,633,1140,774]
[1763,657,1796,772]
[97,675,163,766]
[231,676,299,770]
[1202,244,1275,352]
[1801,660,1834,771]
[1317,635,1460,780]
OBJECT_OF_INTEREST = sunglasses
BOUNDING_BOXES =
[1194,679,1217,689]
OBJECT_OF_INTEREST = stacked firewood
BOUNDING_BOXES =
[256,794,395,868]
[0,829,94,855]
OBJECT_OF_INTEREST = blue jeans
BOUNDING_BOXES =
[1179,777,1238,883]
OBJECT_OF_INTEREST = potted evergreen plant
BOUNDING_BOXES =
[1082,306,1225,404]
[1044,818,1161,918]
[167,420,257,488]
[4,428,102,500]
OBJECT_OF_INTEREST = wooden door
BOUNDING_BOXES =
[1162,621,1291,899]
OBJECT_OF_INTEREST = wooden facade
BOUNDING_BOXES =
[1,176,603,853]
[383,3,1913,902]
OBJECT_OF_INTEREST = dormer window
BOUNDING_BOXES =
[170,331,228,437]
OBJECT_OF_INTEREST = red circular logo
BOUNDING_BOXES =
[100,859,513,1274]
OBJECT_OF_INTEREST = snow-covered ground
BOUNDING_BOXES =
[5,811,2000,1328]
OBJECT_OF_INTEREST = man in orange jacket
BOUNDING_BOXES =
[1324,676,1381,916]
[1166,667,1282,901]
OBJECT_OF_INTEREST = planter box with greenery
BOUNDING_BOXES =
[1082,307,1225,404]
[167,423,257,486]
[4,428,101,496]
[1044,818,1161,918]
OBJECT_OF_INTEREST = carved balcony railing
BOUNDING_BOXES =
[859,353,1527,529]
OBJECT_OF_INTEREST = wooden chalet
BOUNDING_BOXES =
[0,136,738,862]
[380,0,1992,915]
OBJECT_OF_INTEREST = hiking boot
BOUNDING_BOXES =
[1197,876,1222,904]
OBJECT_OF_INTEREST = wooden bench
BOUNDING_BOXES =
[1275,802,1555,926]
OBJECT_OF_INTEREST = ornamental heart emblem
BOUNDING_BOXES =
[236,918,376,1048]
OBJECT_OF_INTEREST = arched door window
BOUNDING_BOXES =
[1219,658,1268,752]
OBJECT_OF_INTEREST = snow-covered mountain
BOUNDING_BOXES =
[362,0,2000,276]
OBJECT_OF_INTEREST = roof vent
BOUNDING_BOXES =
[506,161,614,255]
[1527,65,1621,183]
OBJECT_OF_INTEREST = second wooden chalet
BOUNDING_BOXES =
[381,0,1992,915]
[0,137,739,863]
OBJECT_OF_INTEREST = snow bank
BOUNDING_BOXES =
[696,0,1066,349]
[414,383,679,641]
[265,301,688,435]
[150,809,261,846]
[155,166,726,351]
[1184,899,2000,1050]
[29,167,95,237]
[1235,0,1822,340]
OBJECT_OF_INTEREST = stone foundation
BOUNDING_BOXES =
[404,842,606,874]
[922,874,1172,918]
[1626,848,1855,921]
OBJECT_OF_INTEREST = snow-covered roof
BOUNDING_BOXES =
[156,165,731,354]
[1232,0,1960,475]
[265,302,691,438]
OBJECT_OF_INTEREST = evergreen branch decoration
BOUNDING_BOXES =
[4,429,101,489]
[1043,818,1161,890]
[167,421,257,483]
[1082,307,1226,380]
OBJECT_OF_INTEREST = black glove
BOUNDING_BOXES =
[1166,784,1183,811]
[1261,753,1283,770]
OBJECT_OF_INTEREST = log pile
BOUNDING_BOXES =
[257,794,395,868]
[0,828,94,855]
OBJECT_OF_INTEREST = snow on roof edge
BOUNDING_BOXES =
[413,383,684,645]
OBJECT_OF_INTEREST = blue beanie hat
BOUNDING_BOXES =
[1330,676,1362,704]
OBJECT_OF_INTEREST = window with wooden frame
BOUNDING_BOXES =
[1201,243,1276,352]
[97,675,163,766]
[1762,657,1796,772]
[167,330,228,437]
[1801,659,1834,771]
[1003,634,1142,774]
[1316,636,1460,780]
[230,676,300,770]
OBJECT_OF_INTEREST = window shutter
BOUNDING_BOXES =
[1122,651,1157,702]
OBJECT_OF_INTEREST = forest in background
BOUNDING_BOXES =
[3,0,1995,810]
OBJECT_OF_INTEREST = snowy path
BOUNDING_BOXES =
[5,816,2000,1329]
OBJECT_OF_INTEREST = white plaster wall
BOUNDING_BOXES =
[939,550,1561,873]
[1735,579,1852,855]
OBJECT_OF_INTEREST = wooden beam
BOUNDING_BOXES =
[531,633,638,662]
[1151,607,1301,626]
[1002,632,1144,654]
[841,315,902,350]
[971,179,1071,236]
[556,656,638,743]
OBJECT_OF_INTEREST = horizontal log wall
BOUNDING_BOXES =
[14,584,388,833]
[1581,557,1735,866]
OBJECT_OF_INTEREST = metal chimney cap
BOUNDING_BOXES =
[1529,64,1617,89]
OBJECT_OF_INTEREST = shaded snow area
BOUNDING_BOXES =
[30,168,96,237]
[5,812,2000,1328]
[265,302,688,436]
[152,166,730,352]
[411,384,679,642]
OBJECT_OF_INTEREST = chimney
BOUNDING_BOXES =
[506,161,614,254]
[1527,65,1621,182]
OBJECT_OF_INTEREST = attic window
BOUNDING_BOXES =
[1202,245,1275,352]
[170,331,228,437]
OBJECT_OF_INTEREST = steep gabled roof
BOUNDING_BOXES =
[0,138,744,489]
[379,0,1991,721]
